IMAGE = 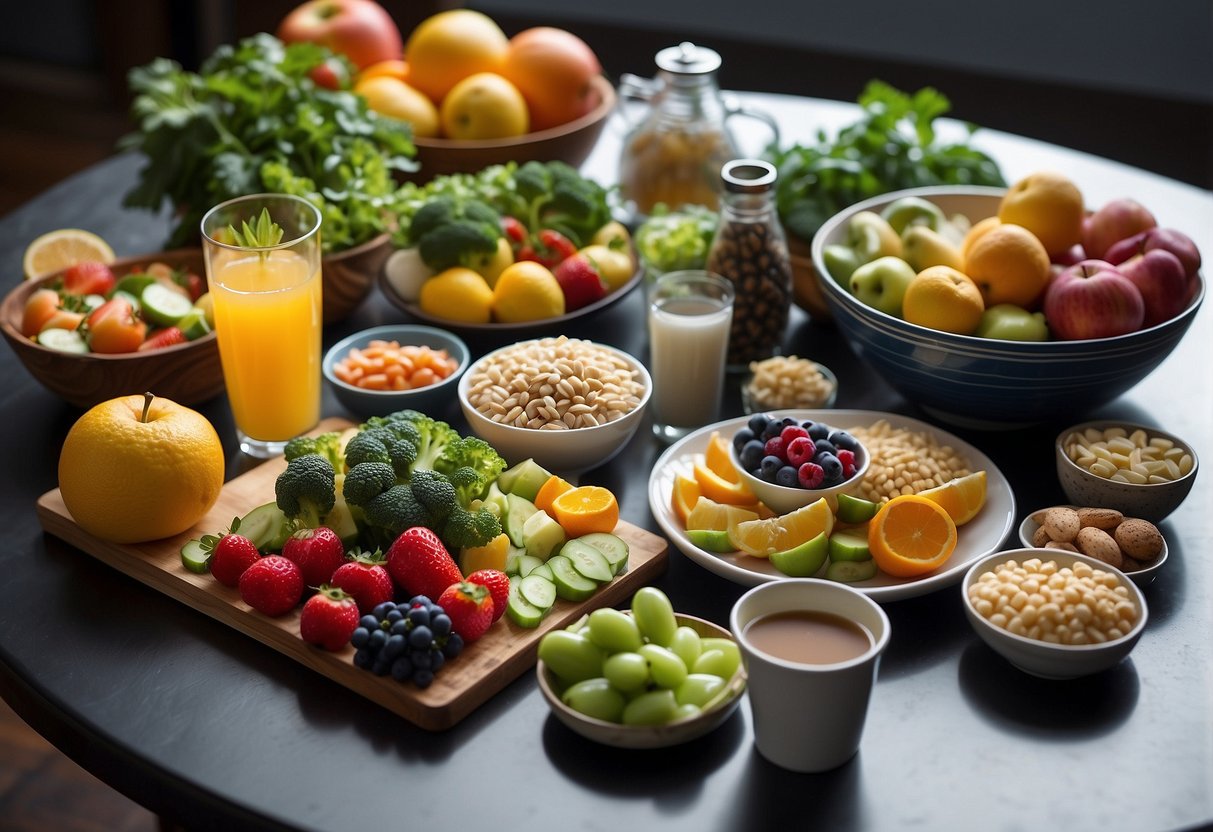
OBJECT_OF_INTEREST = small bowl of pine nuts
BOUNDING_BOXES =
[962,548,1148,680]
[1055,421,1198,523]
[458,335,652,473]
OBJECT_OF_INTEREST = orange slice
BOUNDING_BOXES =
[693,457,755,506]
[551,485,620,538]
[868,494,957,578]
[671,473,702,526]
[916,471,987,527]
[534,474,575,518]
[704,431,741,484]
[728,498,834,558]
[685,496,759,533]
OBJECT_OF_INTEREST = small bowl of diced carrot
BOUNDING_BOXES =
[323,324,470,420]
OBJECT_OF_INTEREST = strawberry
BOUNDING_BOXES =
[386,527,462,601]
[62,260,116,296]
[209,532,261,587]
[437,581,494,643]
[553,253,607,311]
[330,550,394,614]
[138,326,187,352]
[282,526,346,587]
[465,569,510,623]
[299,585,360,651]
[239,555,304,617]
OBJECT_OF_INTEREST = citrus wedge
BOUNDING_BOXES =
[728,497,834,558]
[693,457,755,505]
[23,228,115,279]
[704,431,742,484]
[551,485,619,538]
[685,496,758,532]
[868,494,957,578]
[916,471,987,526]
[670,473,702,527]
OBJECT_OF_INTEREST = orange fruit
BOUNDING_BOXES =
[963,223,1051,308]
[58,393,225,544]
[491,261,564,322]
[670,473,702,526]
[535,474,575,517]
[23,228,114,279]
[961,216,1001,263]
[704,431,741,484]
[692,457,755,506]
[997,171,1085,258]
[551,485,619,537]
[916,471,987,527]
[440,72,529,139]
[728,497,834,558]
[404,9,509,104]
[685,496,759,532]
[902,266,985,334]
[419,267,494,323]
[868,494,957,578]
[354,75,440,138]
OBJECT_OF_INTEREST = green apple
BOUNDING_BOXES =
[769,531,829,577]
[823,243,862,285]
[849,256,917,316]
[976,303,1049,341]
[847,211,903,262]
[880,196,946,235]
[901,224,964,273]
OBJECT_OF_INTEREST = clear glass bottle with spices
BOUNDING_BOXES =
[706,159,793,369]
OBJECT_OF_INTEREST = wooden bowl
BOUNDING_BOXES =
[321,233,392,325]
[1,249,225,409]
[409,76,615,181]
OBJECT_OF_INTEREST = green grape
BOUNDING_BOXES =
[603,651,650,692]
[692,648,741,679]
[586,608,643,653]
[622,689,678,725]
[538,630,605,684]
[631,586,677,646]
[668,625,703,669]
[676,673,727,707]
[638,643,688,689]
[562,677,625,723]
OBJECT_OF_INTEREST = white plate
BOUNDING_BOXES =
[648,410,1017,603]
[1018,509,1167,587]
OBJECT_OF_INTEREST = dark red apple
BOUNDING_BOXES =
[1118,249,1190,327]
[1082,199,1157,260]
[1044,260,1145,340]
[278,0,403,69]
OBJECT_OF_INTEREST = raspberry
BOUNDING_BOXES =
[797,462,825,489]
[785,436,815,468]
[837,449,857,478]
[780,424,809,446]
[763,436,787,462]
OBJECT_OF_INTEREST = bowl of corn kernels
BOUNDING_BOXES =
[1055,421,1198,523]
[962,548,1147,679]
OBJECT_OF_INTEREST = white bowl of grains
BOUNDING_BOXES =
[962,548,1148,680]
[458,336,651,473]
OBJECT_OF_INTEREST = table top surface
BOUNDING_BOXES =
[1,91,1211,832]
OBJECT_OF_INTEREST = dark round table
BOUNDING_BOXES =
[2,95,1211,832]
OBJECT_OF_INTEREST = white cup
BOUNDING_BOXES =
[730,579,890,772]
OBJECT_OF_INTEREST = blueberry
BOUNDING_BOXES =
[813,438,838,458]
[431,613,452,639]
[806,421,831,441]
[740,439,766,471]
[760,455,784,481]
[383,633,406,661]
[408,606,430,627]
[760,420,784,441]
[817,452,843,482]
[390,656,413,682]
[829,430,860,452]
[733,427,756,451]
[747,413,770,436]
[412,669,435,689]
[775,465,800,488]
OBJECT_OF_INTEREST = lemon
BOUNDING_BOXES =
[23,228,115,279]
[419,267,494,323]
[58,393,225,544]
[491,261,565,322]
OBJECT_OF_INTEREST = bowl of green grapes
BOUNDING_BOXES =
[536,587,747,748]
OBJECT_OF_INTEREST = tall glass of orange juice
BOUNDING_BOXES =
[201,194,323,458]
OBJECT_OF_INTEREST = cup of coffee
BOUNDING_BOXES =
[730,579,890,772]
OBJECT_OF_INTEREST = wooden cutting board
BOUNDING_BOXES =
[35,418,668,731]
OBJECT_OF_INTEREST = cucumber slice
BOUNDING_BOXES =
[578,532,630,575]
[180,538,211,573]
[548,555,598,602]
[236,502,291,552]
[518,573,557,610]
[826,558,878,583]
[36,328,87,354]
[517,554,544,577]
[506,580,546,628]
[560,539,613,583]
[177,307,211,340]
[140,283,193,327]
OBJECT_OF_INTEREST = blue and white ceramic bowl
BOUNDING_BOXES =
[810,187,1205,428]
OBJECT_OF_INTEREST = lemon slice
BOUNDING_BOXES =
[23,229,115,279]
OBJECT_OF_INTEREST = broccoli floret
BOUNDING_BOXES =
[441,505,503,550]
[283,432,343,468]
[344,431,392,468]
[343,461,397,506]
[409,469,457,521]
[418,221,499,272]
[362,484,433,540]
[435,435,507,492]
[275,454,337,529]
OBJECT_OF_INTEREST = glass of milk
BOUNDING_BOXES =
[648,270,735,442]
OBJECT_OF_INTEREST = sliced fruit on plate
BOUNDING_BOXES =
[729,498,834,558]
[23,228,115,279]
[868,494,957,578]
[916,470,987,526]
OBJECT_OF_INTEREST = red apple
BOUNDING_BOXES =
[1118,249,1190,327]
[278,0,403,70]
[500,27,602,131]
[1044,260,1145,340]
[1082,198,1157,260]
[553,253,607,311]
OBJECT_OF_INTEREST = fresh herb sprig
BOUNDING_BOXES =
[121,33,416,254]
[766,81,1005,244]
